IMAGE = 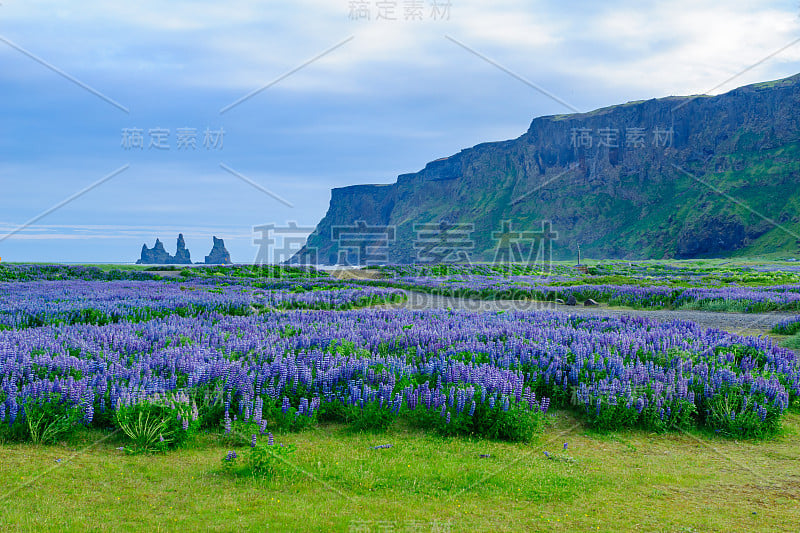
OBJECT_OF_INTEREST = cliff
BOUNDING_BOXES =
[293,74,800,264]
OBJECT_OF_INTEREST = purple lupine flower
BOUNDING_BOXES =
[267,432,274,446]
[540,397,550,413]
[250,434,257,448]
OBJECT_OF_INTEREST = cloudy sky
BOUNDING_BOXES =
[1,0,799,263]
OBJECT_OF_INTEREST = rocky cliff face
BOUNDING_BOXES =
[204,236,232,265]
[294,74,800,264]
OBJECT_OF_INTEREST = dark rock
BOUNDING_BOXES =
[584,298,599,306]
[675,214,748,258]
[136,234,193,265]
[204,236,232,265]
[174,234,192,264]
[136,238,173,264]
[566,295,577,306]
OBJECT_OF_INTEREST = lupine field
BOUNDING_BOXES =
[1,262,799,531]
[2,262,799,443]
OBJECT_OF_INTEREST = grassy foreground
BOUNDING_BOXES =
[1,411,798,532]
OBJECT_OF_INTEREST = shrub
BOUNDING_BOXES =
[346,400,399,433]
[114,393,199,453]
[407,391,545,442]
[221,433,295,479]
[700,387,783,439]
[190,382,227,430]
[248,437,295,477]
[221,450,239,474]
[582,395,697,433]
[582,400,640,431]
[22,394,85,444]
[263,397,317,432]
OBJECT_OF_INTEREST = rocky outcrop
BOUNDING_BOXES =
[136,238,173,265]
[293,73,800,264]
[174,234,192,264]
[137,234,229,264]
[204,236,232,265]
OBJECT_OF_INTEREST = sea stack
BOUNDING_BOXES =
[204,236,232,265]
[174,234,192,264]
[136,238,173,264]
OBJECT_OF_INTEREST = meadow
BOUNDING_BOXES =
[0,261,799,532]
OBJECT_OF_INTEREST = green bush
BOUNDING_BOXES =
[114,394,199,453]
[316,400,350,424]
[583,396,696,433]
[264,402,316,432]
[346,401,399,433]
[221,434,296,479]
[408,394,544,442]
[639,399,696,432]
[700,388,782,439]
[248,439,296,477]
[582,401,639,431]
[190,382,227,430]
[22,394,84,444]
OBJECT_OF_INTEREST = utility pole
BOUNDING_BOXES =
[577,244,581,266]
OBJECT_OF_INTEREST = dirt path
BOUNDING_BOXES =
[380,291,796,337]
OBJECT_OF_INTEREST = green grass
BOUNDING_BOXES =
[1,411,798,532]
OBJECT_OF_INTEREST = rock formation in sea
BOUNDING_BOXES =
[174,234,192,264]
[204,236,232,265]
[136,234,230,265]
[136,238,173,265]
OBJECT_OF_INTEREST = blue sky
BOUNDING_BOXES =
[1,0,799,263]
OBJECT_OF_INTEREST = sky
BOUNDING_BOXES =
[1,0,800,263]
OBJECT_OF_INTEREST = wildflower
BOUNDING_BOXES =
[250,434,257,448]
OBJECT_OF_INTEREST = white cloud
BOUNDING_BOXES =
[2,0,797,101]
